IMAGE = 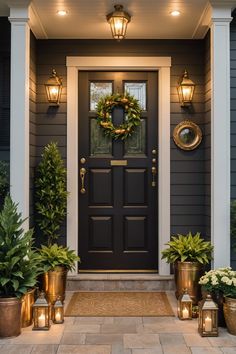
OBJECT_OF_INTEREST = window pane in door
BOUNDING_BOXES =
[124,82,146,110]
[90,118,112,156]
[124,119,146,156]
[90,82,112,111]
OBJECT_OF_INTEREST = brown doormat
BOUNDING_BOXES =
[65,292,174,317]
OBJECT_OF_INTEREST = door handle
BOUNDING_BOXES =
[80,167,86,194]
[151,166,157,187]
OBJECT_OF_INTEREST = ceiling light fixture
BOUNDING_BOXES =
[107,4,131,41]
[57,10,68,16]
[170,10,181,17]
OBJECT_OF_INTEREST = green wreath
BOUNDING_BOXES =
[96,92,142,140]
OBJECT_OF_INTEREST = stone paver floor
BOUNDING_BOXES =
[0,292,236,354]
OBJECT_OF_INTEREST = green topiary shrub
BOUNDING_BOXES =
[35,142,68,246]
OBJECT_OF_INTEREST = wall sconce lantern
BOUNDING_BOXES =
[178,288,193,320]
[107,4,131,40]
[45,69,62,106]
[198,294,218,337]
[32,292,50,330]
[52,297,64,324]
[177,69,195,107]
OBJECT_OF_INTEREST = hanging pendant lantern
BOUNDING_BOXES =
[107,5,131,40]
[45,69,62,106]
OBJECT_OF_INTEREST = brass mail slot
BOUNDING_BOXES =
[110,160,128,166]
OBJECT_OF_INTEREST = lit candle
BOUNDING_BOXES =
[55,311,61,322]
[38,313,46,328]
[204,316,212,332]
[182,307,189,319]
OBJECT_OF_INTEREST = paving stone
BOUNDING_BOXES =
[101,324,137,334]
[31,344,59,353]
[162,345,191,354]
[64,324,100,333]
[142,317,175,324]
[0,344,33,354]
[221,348,236,353]
[113,317,142,325]
[183,334,211,347]
[74,317,113,325]
[132,348,163,354]
[111,343,132,354]
[123,334,160,348]
[137,322,197,334]
[60,333,86,344]
[8,331,63,345]
[159,333,185,345]
[190,348,223,354]
[57,344,111,354]
[208,333,236,347]
[86,334,123,345]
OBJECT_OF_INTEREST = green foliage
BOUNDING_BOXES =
[231,200,236,251]
[0,196,43,298]
[35,142,68,245]
[161,232,213,264]
[0,161,9,199]
[39,244,80,272]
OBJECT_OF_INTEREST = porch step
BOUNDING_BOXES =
[67,274,175,291]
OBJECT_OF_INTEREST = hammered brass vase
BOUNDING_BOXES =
[174,261,204,305]
[0,297,22,338]
[223,297,236,335]
[21,288,35,328]
[42,266,68,304]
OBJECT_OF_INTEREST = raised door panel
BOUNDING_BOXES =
[89,169,113,206]
[124,169,147,205]
[124,216,147,251]
[89,216,113,251]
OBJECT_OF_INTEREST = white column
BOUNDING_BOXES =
[9,6,30,226]
[210,7,232,268]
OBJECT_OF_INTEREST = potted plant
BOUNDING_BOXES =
[35,142,80,302]
[0,161,9,208]
[200,267,236,334]
[39,244,80,303]
[0,196,42,338]
[161,232,213,304]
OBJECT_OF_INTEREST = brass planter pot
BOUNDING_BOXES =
[0,297,22,338]
[42,266,68,304]
[21,288,36,328]
[174,261,204,305]
[223,297,236,335]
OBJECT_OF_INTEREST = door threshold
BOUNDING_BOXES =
[79,269,158,273]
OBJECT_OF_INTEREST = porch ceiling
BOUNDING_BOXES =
[0,0,212,39]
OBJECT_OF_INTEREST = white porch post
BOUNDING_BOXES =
[210,5,232,268]
[8,5,30,226]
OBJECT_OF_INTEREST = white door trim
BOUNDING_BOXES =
[66,56,171,275]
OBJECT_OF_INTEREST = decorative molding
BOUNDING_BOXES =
[66,56,171,275]
[29,3,48,39]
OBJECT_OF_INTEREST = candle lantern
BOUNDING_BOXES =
[52,297,64,324]
[198,294,218,337]
[32,291,50,330]
[178,288,193,320]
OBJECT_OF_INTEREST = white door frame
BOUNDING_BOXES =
[66,56,171,275]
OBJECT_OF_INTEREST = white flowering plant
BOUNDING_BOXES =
[199,267,236,299]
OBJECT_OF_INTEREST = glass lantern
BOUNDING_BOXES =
[52,297,64,324]
[178,288,193,320]
[45,69,62,106]
[32,291,51,330]
[198,294,218,337]
[177,70,195,107]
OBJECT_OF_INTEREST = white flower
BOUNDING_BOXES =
[212,278,219,285]
[221,276,230,284]
[199,277,209,285]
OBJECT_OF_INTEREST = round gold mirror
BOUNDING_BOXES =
[173,120,202,151]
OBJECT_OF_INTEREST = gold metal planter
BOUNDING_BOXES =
[0,297,22,338]
[223,297,236,335]
[174,261,204,305]
[42,266,68,304]
[21,288,36,328]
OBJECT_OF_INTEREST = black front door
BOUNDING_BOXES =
[78,71,158,271]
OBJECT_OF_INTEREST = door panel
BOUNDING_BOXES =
[78,71,158,271]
